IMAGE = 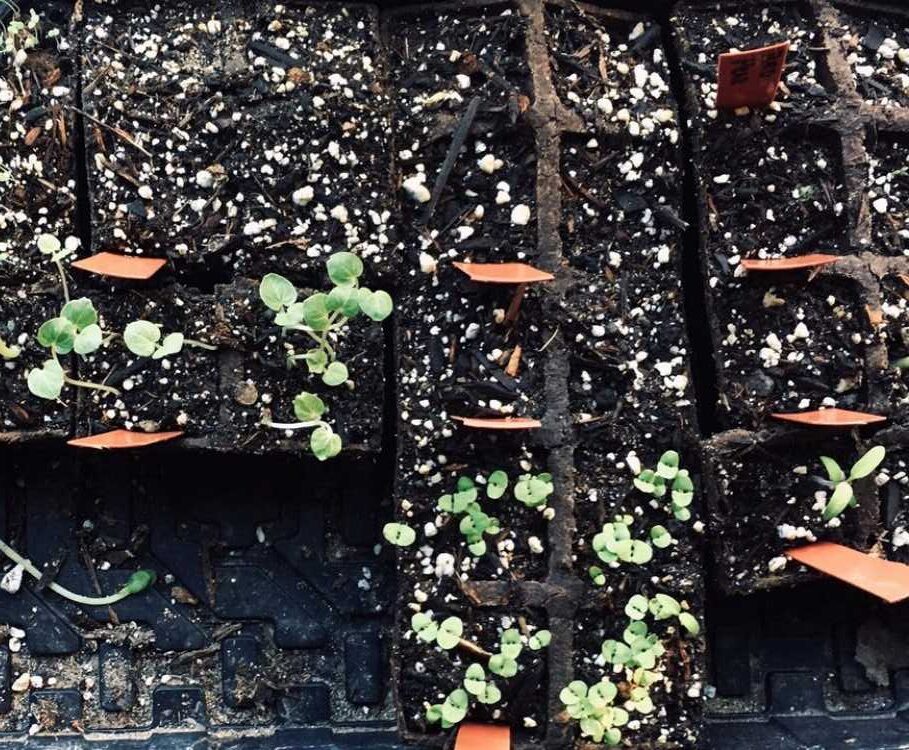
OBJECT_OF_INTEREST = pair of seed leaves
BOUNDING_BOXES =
[290,392,341,460]
[818,446,886,521]
[633,450,694,522]
[436,476,501,556]
[559,680,627,746]
[28,298,185,400]
[592,519,672,567]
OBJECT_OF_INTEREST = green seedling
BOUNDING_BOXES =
[559,680,627,746]
[0,338,20,359]
[259,252,392,459]
[383,522,416,547]
[409,612,463,650]
[2,2,39,69]
[0,537,153,606]
[634,450,695,521]
[263,390,342,461]
[426,688,469,728]
[817,446,886,521]
[463,664,501,704]
[591,519,652,567]
[36,233,73,302]
[514,472,553,508]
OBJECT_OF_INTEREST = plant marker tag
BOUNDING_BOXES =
[771,408,886,427]
[741,254,839,272]
[456,724,510,750]
[716,41,790,110]
[453,262,554,284]
[787,543,909,603]
[71,252,167,280]
[452,416,541,430]
[68,429,183,449]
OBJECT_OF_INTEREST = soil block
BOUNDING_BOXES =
[0,3,79,288]
[704,427,881,594]
[81,1,393,284]
[214,277,386,454]
[0,278,71,436]
[867,134,909,255]
[72,282,221,436]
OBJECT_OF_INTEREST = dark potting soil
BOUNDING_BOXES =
[835,6,909,108]
[867,136,909,255]
[712,275,868,429]
[214,277,386,453]
[81,1,393,284]
[0,278,72,434]
[672,1,833,120]
[72,283,221,437]
[879,441,909,564]
[397,608,548,738]
[561,135,694,430]
[879,274,909,415]
[705,429,879,594]
[546,6,677,136]
[0,4,78,288]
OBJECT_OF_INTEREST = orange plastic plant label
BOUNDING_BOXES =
[787,543,909,603]
[71,252,167,280]
[716,41,790,110]
[771,408,886,428]
[455,723,510,750]
[68,429,183,449]
[453,262,553,284]
[452,416,541,430]
[741,254,838,272]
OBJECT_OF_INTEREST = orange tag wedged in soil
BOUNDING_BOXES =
[716,41,790,110]
[771,408,887,427]
[453,262,554,284]
[787,543,909,603]
[741,254,839,273]
[71,252,167,280]
[67,429,183,449]
[452,416,542,430]
[455,724,510,750]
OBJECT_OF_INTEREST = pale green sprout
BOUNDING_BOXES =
[818,446,886,521]
[514,472,553,508]
[634,450,695,521]
[559,680,627,746]
[382,522,416,547]
[259,252,393,460]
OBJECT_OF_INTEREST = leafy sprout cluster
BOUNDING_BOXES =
[815,446,886,522]
[411,612,550,728]
[27,297,214,401]
[561,593,699,745]
[382,469,554,553]
[633,450,694,521]
[258,252,393,460]
[2,2,40,66]
[588,516,673,584]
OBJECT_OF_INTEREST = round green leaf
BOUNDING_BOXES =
[302,293,331,331]
[73,323,103,356]
[36,233,61,255]
[559,680,588,706]
[849,445,886,481]
[657,450,680,479]
[529,629,551,650]
[154,332,184,360]
[623,620,649,644]
[580,718,605,743]
[441,689,468,725]
[310,424,342,460]
[326,252,364,286]
[275,302,306,328]
[322,361,348,387]
[625,594,649,620]
[476,682,501,705]
[27,359,65,400]
[293,392,325,422]
[678,612,700,636]
[436,617,463,649]
[486,469,509,499]
[302,348,327,374]
[601,639,632,665]
[327,284,361,317]
[37,317,76,354]
[359,289,393,322]
[650,525,673,549]
[463,664,486,696]
[123,320,161,357]
[425,704,443,724]
[649,593,682,620]
[488,653,517,678]
[589,680,617,707]
[260,273,297,311]
[382,522,415,547]
[124,569,156,594]
[61,298,97,330]
[500,629,522,660]
[411,612,438,641]
[604,727,622,746]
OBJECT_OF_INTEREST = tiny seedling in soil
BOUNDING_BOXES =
[259,252,393,460]
[414,611,551,728]
[633,450,695,522]
[816,445,886,521]
[0,537,154,606]
[559,680,627,746]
